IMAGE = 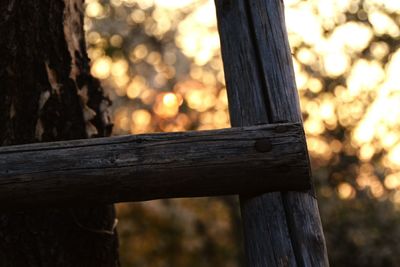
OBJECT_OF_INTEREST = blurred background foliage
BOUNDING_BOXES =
[84,0,400,266]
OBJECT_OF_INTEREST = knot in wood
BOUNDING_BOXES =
[254,139,272,152]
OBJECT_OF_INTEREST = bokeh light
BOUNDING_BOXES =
[85,0,400,265]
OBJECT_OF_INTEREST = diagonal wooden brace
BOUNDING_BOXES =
[0,122,310,210]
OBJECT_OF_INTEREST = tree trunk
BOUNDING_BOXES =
[0,0,119,266]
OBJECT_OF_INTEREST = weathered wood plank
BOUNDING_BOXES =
[248,1,329,266]
[215,0,298,265]
[0,123,310,210]
[212,0,268,127]
[215,0,329,266]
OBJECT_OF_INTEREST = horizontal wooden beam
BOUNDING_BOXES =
[0,122,310,210]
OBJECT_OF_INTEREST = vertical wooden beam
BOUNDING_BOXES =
[215,0,329,266]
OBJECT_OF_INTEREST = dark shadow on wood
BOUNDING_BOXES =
[0,123,310,210]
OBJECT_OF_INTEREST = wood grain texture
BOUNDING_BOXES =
[248,1,329,266]
[213,0,268,127]
[215,0,298,265]
[215,0,329,266]
[0,123,310,210]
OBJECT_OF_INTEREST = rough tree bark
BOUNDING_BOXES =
[0,0,119,266]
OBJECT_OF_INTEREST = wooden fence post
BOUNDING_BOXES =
[215,0,329,266]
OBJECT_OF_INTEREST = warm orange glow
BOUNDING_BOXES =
[130,109,152,133]
[384,173,400,190]
[337,182,355,199]
[83,0,400,264]
[91,56,112,79]
[359,144,375,161]
[132,44,148,60]
[111,59,129,77]
[86,2,104,18]
[162,92,179,107]
[86,0,400,204]
[110,35,123,47]
[388,144,400,167]
[153,92,180,119]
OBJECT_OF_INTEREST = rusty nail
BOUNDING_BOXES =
[255,139,272,152]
